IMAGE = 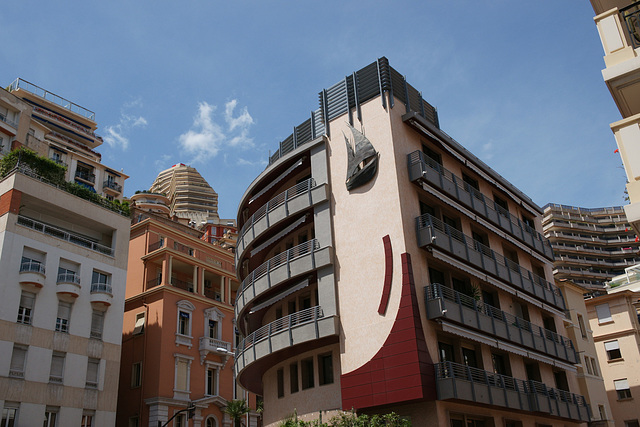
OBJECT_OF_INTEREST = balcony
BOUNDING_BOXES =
[19,259,46,288]
[425,284,577,364]
[17,216,114,256]
[407,151,553,260]
[90,282,113,306]
[103,180,122,194]
[235,305,339,394]
[235,239,333,318]
[0,111,18,132]
[74,170,96,184]
[237,179,328,261]
[416,214,566,311]
[49,157,68,168]
[199,336,232,363]
[435,361,590,422]
[56,272,81,298]
[594,3,640,117]
[171,277,194,293]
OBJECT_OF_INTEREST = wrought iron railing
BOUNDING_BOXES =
[417,213,564,305]
[426,284,576,356]
[621,2,640,48]
[240,178,316,239]
[236,306,324,359]
[103,180,122,192]
[8,78,96,120]
[0,112,18,128]
[241,239,320,291]
[18,216,114,256]
[75,170,96,183]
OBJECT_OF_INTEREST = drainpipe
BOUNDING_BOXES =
[140,300,149,425]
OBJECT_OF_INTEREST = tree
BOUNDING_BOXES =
[224,399,250,427]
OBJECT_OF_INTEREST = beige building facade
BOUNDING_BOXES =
[0,80,130,426]
[234,58,589,426]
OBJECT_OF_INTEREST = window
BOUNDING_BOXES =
[462,173,479,191]
[625,421,640,427]
[49,352,65,384]
[131,362,142,388]
[318,353,334,385]
[205,365,218,395]
[462,348,479,369]
[553,370,569,392]
[90,310,104,340]
[438,342,455,363]
[178,311,190,335]
[55,301,71,333]
[128,417,139,427]
[585,356,593,375]
[133,312,145,335]
[92,271,111,291]
[494,194,509,216]
[204,307,224,340]
[86,358,99,388]
[277,368,284,398]
[20,247,44,274]
[605,340,622,360]
[577,314,587,339]
[9,345,27,378]
[81,412,94,427]
[598,405,606,422]
[175,414,186,427]
[422,143,442,166]
[174,355,193,399]
[596,303,613,323]
[301,357,314,390]
[615,379,632,399]
[290,362,299,393]
[591,358,599,376]
[43,408,58,427]
[206,418,218,427]
[1,404,18,427]
[17,291,35,325]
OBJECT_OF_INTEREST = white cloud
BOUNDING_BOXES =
[178,99,254,162]
[103,99,147,150]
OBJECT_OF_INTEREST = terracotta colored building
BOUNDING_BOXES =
[234,58,589,426]
[118,192,257,427]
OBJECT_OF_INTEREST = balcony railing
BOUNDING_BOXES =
[0,112,18,129]
[8,78,96,121]
[240,178,316,239]
[148,240,164,252]
[57,272,80,285]
[621,2,640,48]
[90,282,113,295]
[171,277,194,292]
[17,216,114,256]
[435,361,590,421]
[242,239,320,291]
[32,106,96,138]
[103,180,122,193]
[19,259,46,274]
[199,336,232,353]
[75,170,96,184]
[417,213,566,310]
[407,150,553,259]
[173,242,194,256]
[236,306,324,359]
[425,284,577,363]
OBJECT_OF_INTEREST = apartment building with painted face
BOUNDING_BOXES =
[542,204,638,291]
[234,58,589,426]
[118,186,257,427]
[0,83,130,425]
[586,267,640,427]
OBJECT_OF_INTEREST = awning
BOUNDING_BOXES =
[106,169,121,177]
[249,158,304,204]
[249,278,310,314]
[75,180,96,193]
[251,215,307,257]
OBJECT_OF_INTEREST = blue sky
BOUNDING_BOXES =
[1,1,625,219]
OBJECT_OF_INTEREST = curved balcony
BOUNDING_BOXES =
[56,272,81,298]
[236,239,333,319]
[19,260,46,288]
[435,361,589,422]
[235,306,339,394]
[425,284,577,364]
[407,151,553,260]
[90,282,113,306]
[237,179,328,261]
[417,214,566,311]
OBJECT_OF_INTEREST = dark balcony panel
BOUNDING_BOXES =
[425,285,577,364]
[407,151,553,261]
[435,362,589,422]
[417,214,566,311]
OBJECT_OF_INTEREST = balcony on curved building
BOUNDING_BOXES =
[235,305,339,394]
[425,284,577,364]
[56,272,81,298]
[435,361,590,422]
[416,214,566,311]
[236,178,329,261]
[90,282,113,306]
[19,259,46,288]
[236,239,333,319]
[408,151,553,260]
